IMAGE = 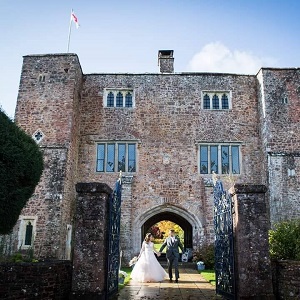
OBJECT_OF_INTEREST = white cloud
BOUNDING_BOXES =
[187,42,276,74]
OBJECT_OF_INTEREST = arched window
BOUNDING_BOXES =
[25,221,33,246]
[221,94,229,109]
[212,95,219,109]
[203,94,210,109]
[116,92,123,107]
[107,92,114,107]
[125,92,133,107]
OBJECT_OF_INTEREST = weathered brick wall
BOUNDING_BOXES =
[272,260,300,300]
[257,68,300,226]
[8,54,83,258]
[0,261,72,300]
[77,72,263,258]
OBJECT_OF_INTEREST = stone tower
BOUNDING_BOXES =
[257,68,300,225]
[13,54,83,259]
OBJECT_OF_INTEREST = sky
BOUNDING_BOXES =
[0,0,299,118]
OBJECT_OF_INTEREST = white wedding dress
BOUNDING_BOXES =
[131,241,168,282]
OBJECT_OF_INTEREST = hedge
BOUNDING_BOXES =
[0,109,43,234]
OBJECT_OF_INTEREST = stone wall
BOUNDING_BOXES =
[272,260,300,300]
[268,154,300,225]
[4,53,299,265]
[8,54,83,259]
[257,68,300,226]
[77,72,262,258]
[0,261,72,300]
[71,182,112,299]
[231,184,275,299]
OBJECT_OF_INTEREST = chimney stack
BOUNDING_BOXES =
[158,50,174,73]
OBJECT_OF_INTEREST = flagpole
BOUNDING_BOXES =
[67,9,73,53]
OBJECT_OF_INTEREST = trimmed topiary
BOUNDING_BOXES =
[0,109,43,234]
[269,219,300,261]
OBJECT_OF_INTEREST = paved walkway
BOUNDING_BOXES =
[115,266,222,300]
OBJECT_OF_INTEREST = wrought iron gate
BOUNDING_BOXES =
[213,179,236,299]
[106,177,122,298]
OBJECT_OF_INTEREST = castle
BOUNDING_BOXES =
[2,50,300,262]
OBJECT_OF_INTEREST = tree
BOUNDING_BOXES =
[0,109,43,234]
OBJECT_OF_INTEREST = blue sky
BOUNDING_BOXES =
[0,0,299,118]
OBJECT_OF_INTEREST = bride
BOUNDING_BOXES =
[131,233,168,282]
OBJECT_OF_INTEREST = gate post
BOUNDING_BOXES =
[230,184,275,300]
[71,182,112,300]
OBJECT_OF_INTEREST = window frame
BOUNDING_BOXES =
[201,91,232,110]
[18,216,37,249]
[198,143,241,174]
[96,141,137,173]
[103,89,135,108]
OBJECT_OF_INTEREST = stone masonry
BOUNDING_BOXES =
[1,51,299,264]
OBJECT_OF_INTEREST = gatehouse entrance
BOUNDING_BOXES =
[133,204,204,256]
[142,211,193,249]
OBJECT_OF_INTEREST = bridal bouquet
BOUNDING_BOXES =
[129,256,138,267]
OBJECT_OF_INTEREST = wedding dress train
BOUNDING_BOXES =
[130,241,168,282]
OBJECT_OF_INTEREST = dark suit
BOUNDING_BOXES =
[159,236,184,280]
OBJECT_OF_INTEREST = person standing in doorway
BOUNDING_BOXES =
[159,229,184,283]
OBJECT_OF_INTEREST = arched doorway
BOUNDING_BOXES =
[132,204,203,254]
[142,211,193,249]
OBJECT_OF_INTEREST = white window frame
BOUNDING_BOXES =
[103,89,135,108]
[198,143,241,174]
[96,141,138,173]
[18,216,37,249]
[201,91,232,110]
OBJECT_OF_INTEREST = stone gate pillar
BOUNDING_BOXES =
[71,182,112,300]
[230,184,275,300]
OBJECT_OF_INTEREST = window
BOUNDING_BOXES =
[116,92,123,107]
[212,95,219,109]
[125,92,133,107]
[202,91,231,110]
[32,129,45,144]
[203,94,210,109]
[222,94,229,109]
[199,144,240,174]
[96,142,137,172]
[18,217,37,249]
[38,74,45,82]
[107,92,114,107]
[104,89,134,108]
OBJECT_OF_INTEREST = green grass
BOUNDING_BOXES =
[199,269,216,286]
[153,243,183,253]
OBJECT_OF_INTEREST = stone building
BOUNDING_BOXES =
[1,50,299,262]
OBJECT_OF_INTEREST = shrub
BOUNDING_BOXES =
[269,219,300,261]
[0,109,43,234]
[193,243,215,269]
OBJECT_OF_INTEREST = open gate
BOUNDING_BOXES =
[213,179,236,299]
[106,177,122,298]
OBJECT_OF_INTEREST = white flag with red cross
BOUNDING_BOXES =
[71,10,79,28]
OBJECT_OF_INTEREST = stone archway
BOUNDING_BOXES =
[132,204,203,254]
[142,211,193,249]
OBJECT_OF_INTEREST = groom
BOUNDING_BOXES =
[159,229,184,283]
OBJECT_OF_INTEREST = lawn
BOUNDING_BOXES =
[199,269,216,285]
[153,243,183,253]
